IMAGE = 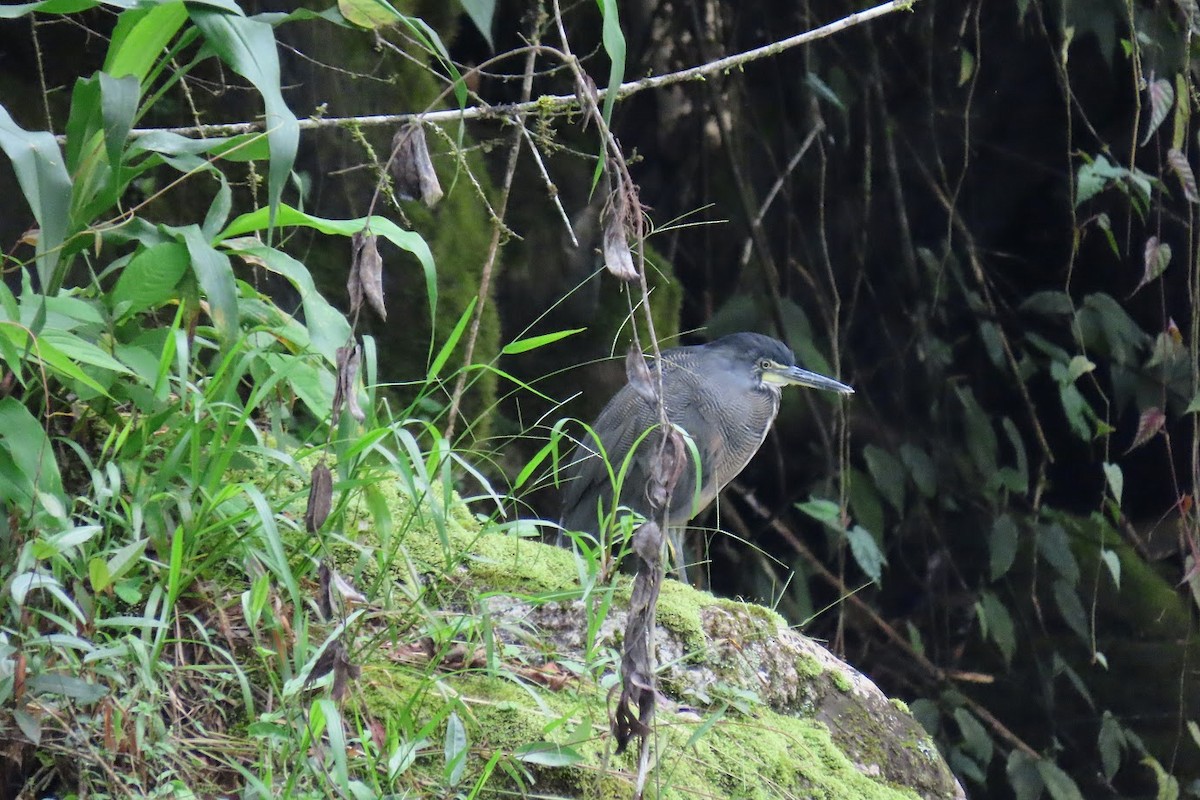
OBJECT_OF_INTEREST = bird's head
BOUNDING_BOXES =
[711,332,854,396]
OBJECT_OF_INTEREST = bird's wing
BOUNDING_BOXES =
[559,382,660,536]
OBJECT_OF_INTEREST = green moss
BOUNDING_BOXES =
[830,670,852,693]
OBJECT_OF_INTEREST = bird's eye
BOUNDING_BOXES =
[758,358,772,370]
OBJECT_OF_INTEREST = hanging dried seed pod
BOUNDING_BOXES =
[349,231,387,320]
[602,185,637,281]
[305,461,333,533]
[390,122,443,207]
[332,343,365,423]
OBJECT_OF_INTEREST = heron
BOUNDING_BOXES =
[558,332,853,573]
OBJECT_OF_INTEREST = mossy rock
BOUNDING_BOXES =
[322,474,963,800]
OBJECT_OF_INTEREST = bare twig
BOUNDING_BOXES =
[442,41,541,441]
[105,1,915,142]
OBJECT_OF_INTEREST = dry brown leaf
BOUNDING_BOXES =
[305,461,333,533]
[350,231,387,321]
[390,123,443,207]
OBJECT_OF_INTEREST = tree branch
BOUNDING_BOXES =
[111,1,916,141]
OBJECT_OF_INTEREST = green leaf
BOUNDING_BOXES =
[444,711,467,786]
[999,417,1028,494]
[225,243,349,364]
[1020,290,1074,316]
[989,513,1020,581]
[1006,751,1044,800]
[795,497,843,529]
[863,445,906,511]
[98,72,139,177]
[953,707,993,767]
[219,204,437,320]
[0,1,105,18]
[26,673,108,704]
[0,105,72,290]
[428,297,476,381]
[178,225,237,346]
[1053,578,1089,642]
[513,741,583,767]
[501,328,586,355]
[956,386,997,477]
[1102,462,1123,505]
[89,558,112,592]
[848,468,884,542]
[1037,522,1079,584]
[1098,712,1126,781]
[105,538,147,587]
[0,327,111,396]
[459,0,495,49]
[190,8,298,236]
[1099,548,1121,589]
[899,443,937,498]
[1037,758,1085,800]
[978,590,1016,664]
[105,1,189,83]
[845,524,886,584]
[112,242,190,319]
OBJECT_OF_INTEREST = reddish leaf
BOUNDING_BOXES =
[1129,236,1171,297]
[1141,75,1174,145]
[1125,406,1165,454]
[1168,148,1199,202]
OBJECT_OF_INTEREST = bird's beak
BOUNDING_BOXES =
[766,365,854,394]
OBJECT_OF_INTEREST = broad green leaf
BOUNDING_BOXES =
[1102,462,1123,505]
[220,204,437,319]
[0,326,111,396]
[501,328,585,355]
[1020,290,1074,316]
[956,386,997,477]
[795,497,842,529]
[1100,548,1121,589]
[848,467,884,542]
[88,558,111,593]
[338,0,396,28]
[190,9,298,235]
[899,443,936,498]
[99,72,139,177]
[105,538,147,588]
[863,445,906,512]
[178,225,237,346]
[112,242,190,318]
[0,105,72,289]
[999,417,1028,494]
[0,0,103,18]
[460,0,495,49]
[1037,522,1079,584]
[26,674,108,704]
[1098,711,1126,781]
[444,711,467,786]
[1037,758,1085,800]
[989,513,1020,581]
[845,524,886,584]
[1053,578,1089,642]
[978,590,1016,663]
[224,243,349,364]
[39,329,132,375]
[0,397,64,506]
[1006,751,1044,800]
[514,742,583,766]
[953,707,993,767]
[105,1,189,83]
